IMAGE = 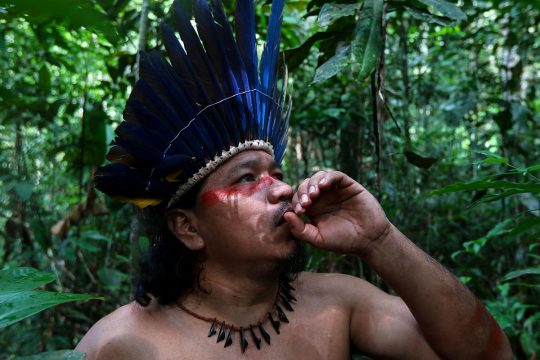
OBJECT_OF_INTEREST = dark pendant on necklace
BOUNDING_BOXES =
[280,294,294,311]
[269,312,281,334]
[249,325,262,349]
[282,288,297,302]
[259,324,271,344]
[208,320,217,337]
[217,322,226,343]
[240,327,249,353]
[282,282,295,291]
[224,328,233,348]
[275,304,289,323]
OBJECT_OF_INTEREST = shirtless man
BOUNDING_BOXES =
[77,150,511,359]
[76,0,512,358]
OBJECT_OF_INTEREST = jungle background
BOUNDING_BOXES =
[0,0,539,358]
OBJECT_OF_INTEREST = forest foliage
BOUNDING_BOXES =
[0,0,539,358]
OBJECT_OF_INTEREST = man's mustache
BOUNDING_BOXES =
[273,201,292,226]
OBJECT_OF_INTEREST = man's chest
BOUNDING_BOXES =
[152,304,352,359]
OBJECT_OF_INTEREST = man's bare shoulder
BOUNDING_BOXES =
[75,302,164,360]
[296,271,394,309]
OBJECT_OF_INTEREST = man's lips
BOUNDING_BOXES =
[274,203,293,226]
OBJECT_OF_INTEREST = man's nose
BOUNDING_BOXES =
[267,178,293,204]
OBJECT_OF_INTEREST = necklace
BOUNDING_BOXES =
[177,282,297,353]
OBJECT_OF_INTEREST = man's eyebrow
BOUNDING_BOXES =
[225,159,279,178]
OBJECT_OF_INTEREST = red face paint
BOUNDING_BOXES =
[201,176,275,206]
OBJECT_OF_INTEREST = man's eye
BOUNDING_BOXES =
[237,174,256,183]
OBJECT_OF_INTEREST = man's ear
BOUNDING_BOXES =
[166,209,205,251]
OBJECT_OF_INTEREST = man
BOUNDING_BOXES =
[76,0,512,358]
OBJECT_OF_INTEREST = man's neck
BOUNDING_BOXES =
[180,261,283,326]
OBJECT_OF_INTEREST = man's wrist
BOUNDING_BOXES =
[355,221,395,261]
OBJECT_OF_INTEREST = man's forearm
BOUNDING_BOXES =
[361,224,512,359]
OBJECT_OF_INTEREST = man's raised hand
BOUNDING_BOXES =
[283,171,391,256]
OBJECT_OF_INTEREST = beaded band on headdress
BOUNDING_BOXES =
[94,0,291,208]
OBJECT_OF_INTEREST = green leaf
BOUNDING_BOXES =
[404,151,438,169]
[351,0,383,81]
[0,268,55,294]
[525,164,540,173]
[15,350,86,360]
[312,45,351,84]
[501,267,540,282]
[0,267,101,328]
[0,290,100,329]
[417,0,467,21]
[318,3,363,27]
[479,157,509,165]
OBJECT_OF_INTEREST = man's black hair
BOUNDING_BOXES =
[134,181,304,306]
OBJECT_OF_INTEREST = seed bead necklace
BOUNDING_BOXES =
[176,282,297,353]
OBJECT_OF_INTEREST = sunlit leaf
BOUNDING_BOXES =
[417,0,467,21]
[312,45,350,84]
[405,6,452,26]
[351,0,383,81]
[318,3,363,27]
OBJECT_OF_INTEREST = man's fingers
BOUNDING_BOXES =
[283,212,322,246]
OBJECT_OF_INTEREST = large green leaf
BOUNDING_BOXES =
[0,267,101,329]
[318,3,363,27]
[0,291,98,329]
[351,0,383,81]
[0,268,55,293]
[417,0,467,21]
[312,45,351,84]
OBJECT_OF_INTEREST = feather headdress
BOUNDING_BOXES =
[95,0,291,208]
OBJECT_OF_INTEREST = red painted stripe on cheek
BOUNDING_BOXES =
[201,176,275,206]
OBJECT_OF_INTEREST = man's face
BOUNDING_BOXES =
[192,150,297,266]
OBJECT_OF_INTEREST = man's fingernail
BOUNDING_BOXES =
[319,178,327,185]
[301,194,309,204]
[295,203,302,213]
[309,185,316,194]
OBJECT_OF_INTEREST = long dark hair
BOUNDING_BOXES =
[134,182,203,306]
[133,182,304,306]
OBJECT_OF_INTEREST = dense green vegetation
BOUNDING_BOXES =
[1,0,538,358]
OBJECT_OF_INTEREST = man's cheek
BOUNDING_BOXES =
[200,177,274,206]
